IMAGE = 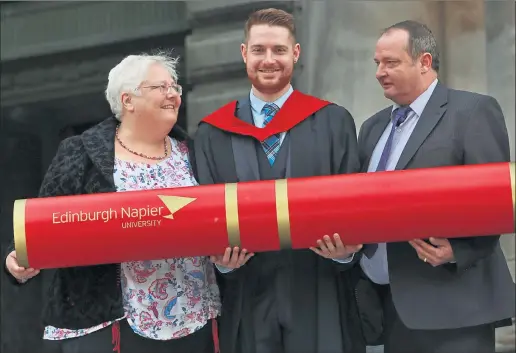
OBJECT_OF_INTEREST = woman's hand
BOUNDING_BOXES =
[210,247,254,269]
[5,250,40,283]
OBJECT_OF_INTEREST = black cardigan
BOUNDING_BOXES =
[4,116,194,329]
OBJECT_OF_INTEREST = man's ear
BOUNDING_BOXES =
[241,43,247,64]
[420,52,433,73]
[293,43,301,64]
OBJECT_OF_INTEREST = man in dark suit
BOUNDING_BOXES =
[357,20,515,353]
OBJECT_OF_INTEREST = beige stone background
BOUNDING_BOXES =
[0,1,514,352]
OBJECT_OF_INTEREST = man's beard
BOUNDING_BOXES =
[248,68,292,94]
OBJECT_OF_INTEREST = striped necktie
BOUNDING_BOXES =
[261,103,281,165]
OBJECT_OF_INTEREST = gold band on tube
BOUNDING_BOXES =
[275,179,292,249]
[13,199,29,268]
[510,162,515,216]
[225,183,241,247]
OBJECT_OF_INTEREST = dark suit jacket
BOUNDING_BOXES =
[358,82,515,330]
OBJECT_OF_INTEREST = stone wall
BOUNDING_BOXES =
[485,3,516,350]
[0,1,188,61]
[0,1,513,351]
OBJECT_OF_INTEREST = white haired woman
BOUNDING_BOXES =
[4,53,221,353]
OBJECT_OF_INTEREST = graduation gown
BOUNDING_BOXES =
[191,90,365,353]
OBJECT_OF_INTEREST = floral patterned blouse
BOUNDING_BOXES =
[44,137,221,340]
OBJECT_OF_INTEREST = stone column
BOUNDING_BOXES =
[485,2,516,352]
[485,0,516,163]
[485,0,516,280]
[441,0,488,92]
[295,1,443,130]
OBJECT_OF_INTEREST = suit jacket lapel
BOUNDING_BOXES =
[81,117,117,187]
[395,83,448,170]
[231,98,260,182]
[363,111,391,172]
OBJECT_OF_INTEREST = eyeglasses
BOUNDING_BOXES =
[139,83,183,96]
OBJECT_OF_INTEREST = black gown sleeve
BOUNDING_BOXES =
[192,124,246,282]
[192,124,217,185]
[327,104,362,271]
[329,104,361,176]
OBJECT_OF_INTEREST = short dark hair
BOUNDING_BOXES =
[244,8,296,42]
[383,20,440,73]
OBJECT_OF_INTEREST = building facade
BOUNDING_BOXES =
[1,1,514,352]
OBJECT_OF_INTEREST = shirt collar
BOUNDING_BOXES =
[250,85,294,114]
[392,78,439,118]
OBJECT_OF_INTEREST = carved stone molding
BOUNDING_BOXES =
[0,1,188,61]
[187,1,294,29]
[0,54,125,107]
[186,77,250,133]
[1,40,186,108]
[185,25,247,85]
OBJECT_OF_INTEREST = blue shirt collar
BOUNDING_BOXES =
[392,78,438,118]
[250,85,294,114]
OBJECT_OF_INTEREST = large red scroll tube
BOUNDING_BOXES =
[13,162,515,269]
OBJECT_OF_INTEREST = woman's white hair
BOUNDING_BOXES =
[105,51,179,120]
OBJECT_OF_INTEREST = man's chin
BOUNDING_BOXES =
[383,89,395,101]
[252,78,290,94]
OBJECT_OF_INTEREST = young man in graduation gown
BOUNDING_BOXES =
[191,8,366,353]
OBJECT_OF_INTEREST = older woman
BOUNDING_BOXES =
[4,53,221,353]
